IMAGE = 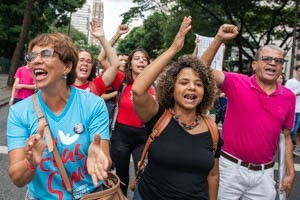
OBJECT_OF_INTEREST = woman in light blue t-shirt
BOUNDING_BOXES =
[7,22,112,200]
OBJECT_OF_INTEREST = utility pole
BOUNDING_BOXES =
[289,0,299,78]
[68,12,72,36]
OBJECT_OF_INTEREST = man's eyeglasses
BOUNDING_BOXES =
[257,56,285,65]
[25,48,60,63]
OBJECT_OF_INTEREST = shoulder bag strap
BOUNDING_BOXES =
[110,83,126,131]
[32,94,73,193]
[202,115,219,153]
[130,109,172,190]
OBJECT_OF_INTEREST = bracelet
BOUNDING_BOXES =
[112,36,118,41]
[24,159,36,171]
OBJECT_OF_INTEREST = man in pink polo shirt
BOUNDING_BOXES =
[201,25,295,199]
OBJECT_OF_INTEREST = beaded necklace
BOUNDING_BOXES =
[169,108,201,130]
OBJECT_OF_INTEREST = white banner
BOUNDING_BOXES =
[196,35,226,71]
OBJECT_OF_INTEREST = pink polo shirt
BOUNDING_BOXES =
[221,72,295,164]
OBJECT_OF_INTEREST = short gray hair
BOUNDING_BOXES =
[254,44,284,61]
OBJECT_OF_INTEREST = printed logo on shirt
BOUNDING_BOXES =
[58,130,79,145]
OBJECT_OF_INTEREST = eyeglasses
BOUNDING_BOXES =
[25,48,60,63]
[257,56,285,65]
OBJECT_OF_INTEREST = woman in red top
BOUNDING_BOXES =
[110,48,155,196]
[73,20,119,95]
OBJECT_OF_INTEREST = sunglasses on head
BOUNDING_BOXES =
[25,48,60,63]
[257,56,285,65]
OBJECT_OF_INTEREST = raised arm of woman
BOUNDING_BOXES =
[132,16,192,123]
[90,21,119,87]
[97,24,129,70]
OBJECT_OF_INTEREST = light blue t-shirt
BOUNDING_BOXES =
[7,86,109,199]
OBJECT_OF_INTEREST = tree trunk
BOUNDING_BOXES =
[7,0,35,87]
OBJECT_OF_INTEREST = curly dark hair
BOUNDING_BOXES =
[155,55,216,115]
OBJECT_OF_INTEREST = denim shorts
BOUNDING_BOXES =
[133,184,143,200]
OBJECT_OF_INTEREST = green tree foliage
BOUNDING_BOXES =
[121,0,299,72]
[51,25,88,45]
[119,7,202,59]
[0,0,85,58]
[1,0,85,86]
[117,12,166,58]
[48,24,100,65]
[117,27,146,55]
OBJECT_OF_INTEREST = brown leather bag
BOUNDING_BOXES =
[81,172,126,200]
[32,94,126,200]
[130,109,219,191]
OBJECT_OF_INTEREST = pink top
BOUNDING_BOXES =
[221,72,295,164]
[14,66,34,99]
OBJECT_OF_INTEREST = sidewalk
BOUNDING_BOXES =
[0,74,11,106]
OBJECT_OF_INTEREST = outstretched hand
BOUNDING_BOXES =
[90,20,105,39]
[87,134,109,187]
[216,24,239,41]
[23,120,45,167]
[170,16,192,52]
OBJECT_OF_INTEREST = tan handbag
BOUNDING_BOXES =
[32,94,126,200]
[81,172,125,200]
[130,109,219,191]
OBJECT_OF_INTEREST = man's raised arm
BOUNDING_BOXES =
[200,24,239,87]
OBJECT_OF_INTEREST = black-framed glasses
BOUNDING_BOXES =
[257,56,285,65]
[25,48,60,63]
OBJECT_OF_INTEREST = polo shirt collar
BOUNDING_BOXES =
[249,75,283,95]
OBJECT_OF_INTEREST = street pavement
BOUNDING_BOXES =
[0,74,11,106]
[0,73,300,199]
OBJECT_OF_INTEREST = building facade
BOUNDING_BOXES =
[70,0,103,45]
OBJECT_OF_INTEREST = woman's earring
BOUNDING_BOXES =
[63,72,67,79]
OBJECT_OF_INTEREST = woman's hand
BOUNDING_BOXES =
[9,98,14,106]
[117,24,129,36]
[170,16,192,52]
[90,20,105,40]
[15,84,23,89]
[23,121,45,167]
[87,134,109,187]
